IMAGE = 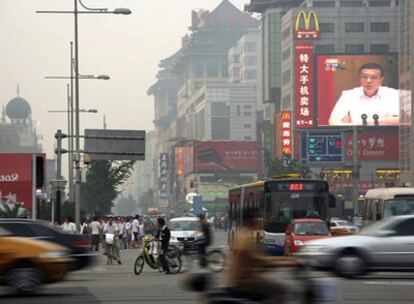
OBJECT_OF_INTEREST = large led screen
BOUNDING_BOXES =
[317,54,399,126]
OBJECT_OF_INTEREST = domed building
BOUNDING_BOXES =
[0,89,42,152]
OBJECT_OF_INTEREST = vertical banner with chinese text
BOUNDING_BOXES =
[159,153,169,198]
[295,42,314,128]
[281,112,292,156]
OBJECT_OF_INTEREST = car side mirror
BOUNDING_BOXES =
[328,194,336,208]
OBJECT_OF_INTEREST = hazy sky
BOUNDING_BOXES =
[0,0,248,159]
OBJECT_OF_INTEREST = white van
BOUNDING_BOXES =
[363,187,414,225]
[169,217,202,244]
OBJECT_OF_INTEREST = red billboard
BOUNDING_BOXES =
[0,153,34,210]
[344,129,399,161]
[194,141,259,173]
[316,54,399,127]
[295,42,315,128]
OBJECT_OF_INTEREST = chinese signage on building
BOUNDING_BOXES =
[301,133,343,163]
[295,11,320,40]
[159,153,169,198]
[344,129,399,161]
[281,112,292,156]
[295,42,314,128]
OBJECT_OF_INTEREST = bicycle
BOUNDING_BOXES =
[178,240,226,273]
[134,236,182,275]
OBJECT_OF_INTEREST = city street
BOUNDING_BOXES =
[0,231,413,303]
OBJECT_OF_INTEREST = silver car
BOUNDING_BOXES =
[297,215,414,278]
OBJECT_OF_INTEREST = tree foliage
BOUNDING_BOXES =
[81,160,135,215]
[264,151,312,178]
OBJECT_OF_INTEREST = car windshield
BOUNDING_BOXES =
[384,198,414,219]
[170,220,199,231]
[294,222,329,236]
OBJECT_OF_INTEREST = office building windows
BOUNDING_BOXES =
[319,23,335,33]
[315,44,335,54]
[313,1,336,7]
[370,22,390,32]
[340,1,363,7]
[345,44,364,53]
[368,0,391,6]
[345,22,365,32]
[370,44,390,53]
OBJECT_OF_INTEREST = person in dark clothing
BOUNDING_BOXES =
[155,217,171,274]
[196,213,212,268]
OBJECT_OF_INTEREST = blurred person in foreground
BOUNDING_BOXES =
[227,208,302,304]
[195,213,212,268]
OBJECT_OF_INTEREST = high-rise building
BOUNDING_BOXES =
[399,0,414,185]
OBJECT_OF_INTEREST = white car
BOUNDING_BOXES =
[329,219,359,236]
[297,215,414,278]
[169,217,202,244]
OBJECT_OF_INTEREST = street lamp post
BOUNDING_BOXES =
[38,1,130,230]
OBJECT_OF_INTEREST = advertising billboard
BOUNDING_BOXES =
[344,128,399,161]
[317,54,399,126]
[0,153,34,210]
[294,10,320,40]
[194,141,258,173]
[295,42,315,128]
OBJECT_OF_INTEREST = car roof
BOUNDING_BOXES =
[170,217,198,222]
[292,218,325,223]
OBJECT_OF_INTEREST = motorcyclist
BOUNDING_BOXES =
[226,208,302,304]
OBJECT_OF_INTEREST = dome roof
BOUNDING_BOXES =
[6,97,31,119]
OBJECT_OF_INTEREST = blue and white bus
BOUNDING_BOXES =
[227,176,336,255]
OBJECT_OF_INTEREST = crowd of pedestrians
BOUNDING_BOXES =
[59,214,150,265]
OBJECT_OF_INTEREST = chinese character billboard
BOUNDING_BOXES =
[295,42,315,128]
[194,141,259,173]
[159,153,169,198]
[344,128,399,161]
[316,54,399,127]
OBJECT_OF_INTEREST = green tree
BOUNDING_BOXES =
[81,160,135,215]
[138,189,156,213]
[264,151,312,178]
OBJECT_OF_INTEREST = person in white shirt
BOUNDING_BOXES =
[61,217,76,234]
[131,215,140,248]
[104,217,121,265]
[124,218,132,249]
[90,216,101,251]
[329,63,399,126]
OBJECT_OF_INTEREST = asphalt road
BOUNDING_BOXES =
[1,230,414,303]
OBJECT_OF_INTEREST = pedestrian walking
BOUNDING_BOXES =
[90,216,101,251]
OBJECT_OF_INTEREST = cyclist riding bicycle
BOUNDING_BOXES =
[193,213,212,268]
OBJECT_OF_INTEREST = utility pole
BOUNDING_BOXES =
[55,129,67,224]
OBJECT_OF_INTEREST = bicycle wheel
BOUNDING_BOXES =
[134,256,144,275]
[207,250,225,273]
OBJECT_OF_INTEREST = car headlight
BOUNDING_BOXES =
[39,251,68,259]
[294,240,304,246]
[301,245,327,254]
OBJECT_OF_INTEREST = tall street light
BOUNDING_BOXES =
[37,1,131,230]
[46,62,109,203]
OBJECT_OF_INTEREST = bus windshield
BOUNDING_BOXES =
[384,198,414,218]
[264,192,328,233]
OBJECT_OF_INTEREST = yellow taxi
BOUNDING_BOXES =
[0,226,73,294]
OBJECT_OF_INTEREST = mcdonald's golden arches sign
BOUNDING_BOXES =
[295,10,320,40]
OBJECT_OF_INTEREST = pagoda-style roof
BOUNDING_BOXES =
[245,0,303,13]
